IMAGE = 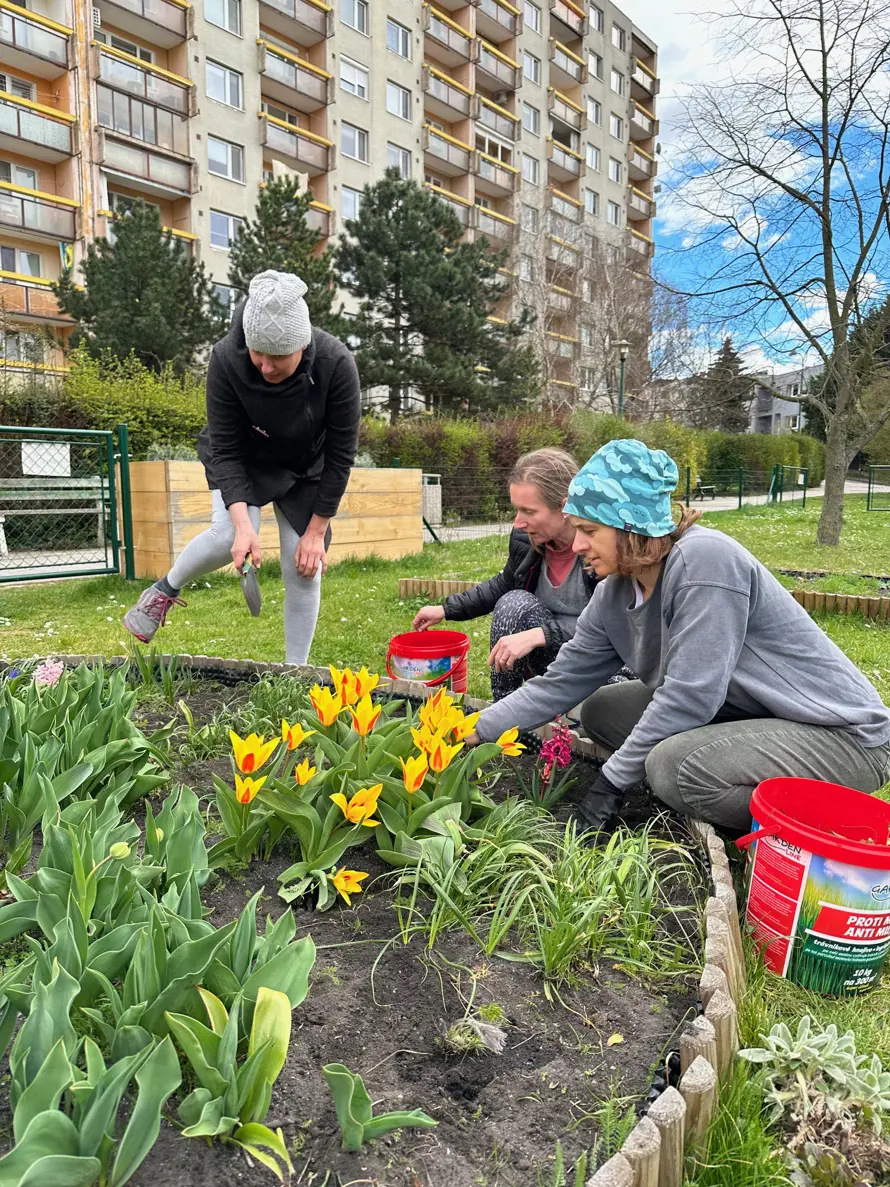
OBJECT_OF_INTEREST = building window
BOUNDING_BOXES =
[590,5,604,33]
[612,24,626,51]
[206,61,243,109]
[580,324,592,347]
[607,199,621,225]
[0,244,40,276]
[523,52,541,85]
[585,188,599,215]
[386,80,412,120]
[342,186,363,221]
[209,210,243,249]
[608,157,622,183]
[213,283,236,323]
[340,57,369,99]
[589,52,603,80]
[476,131,513,164]
[522,102,540,135]
[581,280,593,302]
[520,253,534,281]
[387,142,411,177]
[207,135,244,181]
[611,69,625,96]
[524,1,541,33]
[342,0,368,35]
[386,18,411,58]
[521,153,540,184]
[587,97,601,125]
[341,122,369,162]
[0,160,37,190]
[581,365,596,389]
[97,85,175,150]
[520,203,538,232]
[610,113,623,139]
[0,73,32,100]
[94,30,153,61]
[586,144,601,171]
[206,0,241,35]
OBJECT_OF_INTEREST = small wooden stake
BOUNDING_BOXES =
[589,1152,634,1187]
[621,1115,661,1187]
[705,988,739,1080]
[680,1056,719,1142]
[713,881,744,964]
[699,962,730,1009]
[704,935,733,999]
[680,1015,718,1076]
[646,1087,685,1187]
[705,915,742,997]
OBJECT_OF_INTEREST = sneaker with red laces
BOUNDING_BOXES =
[123,586,187,643]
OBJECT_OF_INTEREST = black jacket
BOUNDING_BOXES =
[197,304,361,534]
[441,528,599,649]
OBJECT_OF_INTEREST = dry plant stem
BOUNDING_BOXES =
[704,988,738,1080]
[620,1115,661,1187]
[679,1056,718,1143]
[589,1152,634,1187]
[646,1087,685,1187]
[679,1015,718,1076]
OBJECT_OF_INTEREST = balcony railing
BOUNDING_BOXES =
[423,64,472,118]
[549,88,585,132]
[423,124,472,173]
[547,332,579,359]
[0,3,70,75]
[0,180,77,240]
[549,0,587,39]
[477,95,520,140]
[261,113,333,174]
[632,58,659,96]
[630,103,657,139]
[546,234,581,267]
[0,94,74,160]
[476,152,518,194]
[0,272,70,322]
[95,43,192,117]
[423,5,474,63]
[629,146,656,179]
[101,0,189,45]
[629,227,654,258]
[259,0,331,47]
[99,130,194,192]
[475,0,522,42]
[549,188,582,223]
[547,138,583,178]
[627,186,655,219]
[549,39,587,87]
[425,181,474,226]
[307,200,334,237]
[476,206,516,241]
[259,40,331,111]
[548,285,573,313]
[476,39,521,90]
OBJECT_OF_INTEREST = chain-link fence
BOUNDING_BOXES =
[867,466,890,511]
[0,425,134,582]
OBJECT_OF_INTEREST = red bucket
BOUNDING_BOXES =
[385,629,470,692]
[737,777,890,995]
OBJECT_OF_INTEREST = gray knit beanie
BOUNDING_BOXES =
[243,270,312,354]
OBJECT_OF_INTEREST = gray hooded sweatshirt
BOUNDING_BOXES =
[475,525,890,788]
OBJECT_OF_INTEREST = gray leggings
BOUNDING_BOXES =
[167,490,321,664]
[581,680,890,830]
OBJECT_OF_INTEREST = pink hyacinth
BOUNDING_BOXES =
[33,659,64,687]
[540,724,573,782]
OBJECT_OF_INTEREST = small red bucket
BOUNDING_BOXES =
[385,629,470,692]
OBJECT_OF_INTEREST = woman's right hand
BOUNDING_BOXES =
[232,525,262,571]
[413,605,446,631]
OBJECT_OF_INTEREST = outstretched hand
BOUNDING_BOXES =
[295,532,328,579]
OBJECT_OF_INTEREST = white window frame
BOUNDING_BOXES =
[612,24,626,51]
[340,56,369,100]
[386,80,412,121]
[207,135,244,182]
[586,144,601,171]
[589,52,603,80]
[580,324,593,347]
[342,0,369,36]
[0,72,35,100]
[585,188,599,216]
[341,121,369,162]
[0,244,41,276]
[607,199,621,225]
[610,112,623,140]
[521,153,540,184]
[522,102,540,135]
[476,131,512,164]
[590,5,604,33]
[611,68,625,96]
[205,0,241,36]
[387,142,411,177]
[608,156,622,183]
[587,97,601,125]
[520,203,539,232]
[523,1,541,33]
[519,253,534,281]
[523,52,541,86]
[209,210,243,250]
[206,60,243,110]
[386,18,411,59]
[342,186,363,220]
[0,159,38,190]
[94,30,154,62]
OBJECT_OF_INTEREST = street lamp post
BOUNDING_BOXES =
[614,339,631,419]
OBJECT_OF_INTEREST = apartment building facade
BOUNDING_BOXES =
[0,0,658,399]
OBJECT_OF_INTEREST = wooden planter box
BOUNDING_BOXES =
[127,462,423,579]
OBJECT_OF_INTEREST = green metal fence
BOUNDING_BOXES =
[0,424,134,584]
[682,465,808,510]
[867,466,890,511]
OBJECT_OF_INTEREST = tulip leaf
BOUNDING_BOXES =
[323,1063,372,1151]
[197,987,229,1035]
[362,1109,439,1140]
[0,1111,99,1187]
[239,936,315,1010]
[231,1124,294,1183]
[164,1011,227,1096]
[110,1036,181,1187]
[178,1089,239,1138]
[12,1039,73,1143]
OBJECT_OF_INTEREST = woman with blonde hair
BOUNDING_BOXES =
[413,447,601,699]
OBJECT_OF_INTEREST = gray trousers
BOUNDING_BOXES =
[580,680,890,830]
[167,490,321,665]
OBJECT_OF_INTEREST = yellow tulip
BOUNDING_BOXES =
[330,784,382,827]
[428,733,464,774]
[354,666,380,698]
[332,867,369,905]
[496,727,526,757]
[329,664,359,706]
[230,730,280,774]
[450,710,481,742]
[349,694,382,737]
[418,688,456,732]
[235,774,267,804]
[310,684,344,727]
[282,719,316,750]
[295,758,317,786]
[400,752,429,794]
[411,725,437,754]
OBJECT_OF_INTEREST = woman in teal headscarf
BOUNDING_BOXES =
[468,439,890,832]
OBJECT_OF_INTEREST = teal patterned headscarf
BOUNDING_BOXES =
[563,439,679,538]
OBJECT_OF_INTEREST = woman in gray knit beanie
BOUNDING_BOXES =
[124,270,362,664]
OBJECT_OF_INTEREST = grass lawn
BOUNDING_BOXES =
[3,495,890,700]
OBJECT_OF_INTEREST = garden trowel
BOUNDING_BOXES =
[240,559,262,617]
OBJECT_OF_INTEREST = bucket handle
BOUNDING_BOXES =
[735,828,776,850]
[385,645,464,688]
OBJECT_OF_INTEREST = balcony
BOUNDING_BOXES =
[632,58,659,99]
[0,180,77,241]
[422,64,472,121]
[0,4,70,79]
[0,95,74,162]
[627,186,655,220]
[548,285,573,313]
[423,5,474,67]
[423,124,472,175]
[629,145,656,181]
[475,0,522,44]
[549,188,582,224]
[547,138,583,181]
[628,227,654,259]
[547,332,579,359]
[475,39,522,92]
[630,103,658,140]
[549,0,587,40]
[475,152,518,196]
[425,181,474,227]
[546,234,581,268]
[549,379,577,402]
[259,0,331,49]
[258,40,331,113]
[95,44,193,118]
[476,206,516,243]
[261,113,332,175]
[477,95,520,141]
[0,273,71,324]
[98,128,194,195]
[99,0,190,49]
[307,200,334,237]
[549,88,585,133]
[549,39,587,89]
